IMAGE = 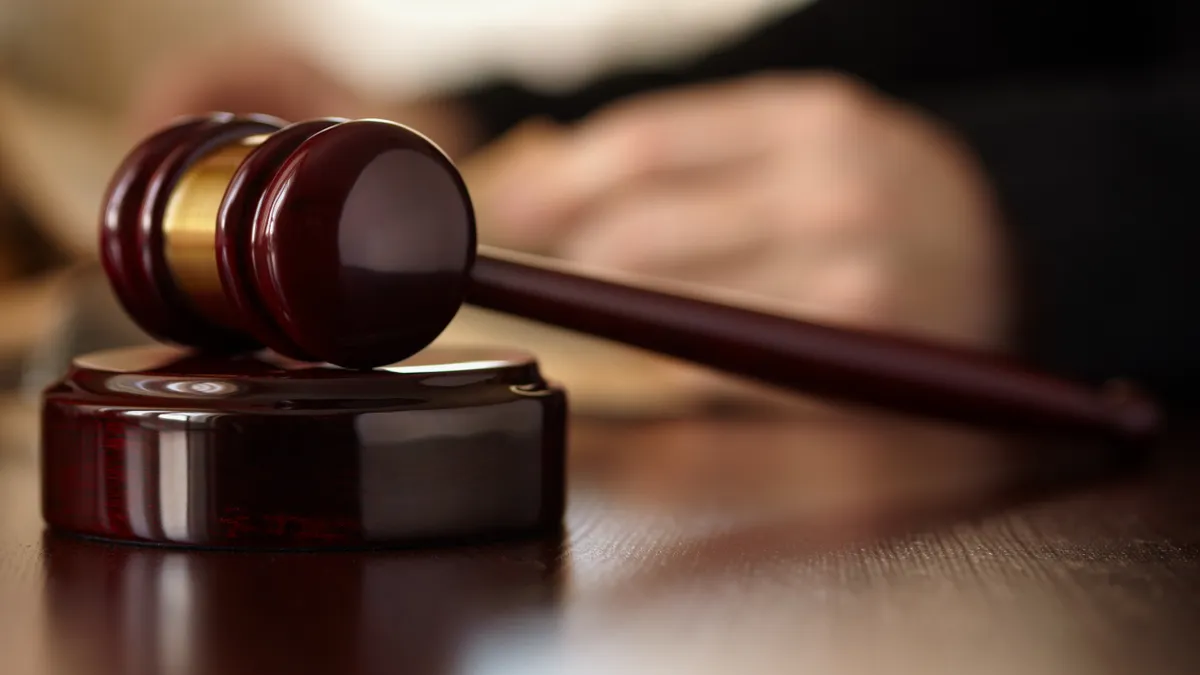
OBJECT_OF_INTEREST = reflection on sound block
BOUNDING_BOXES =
[40,344,566,549]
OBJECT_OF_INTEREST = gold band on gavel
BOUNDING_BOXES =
[162,135,267,328]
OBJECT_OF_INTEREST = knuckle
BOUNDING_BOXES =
[794,73,879,130]
[826,184,888,229]
[589,112,667,173]
[805,71,871,100]
[743,71,801,96]
[777,182,888,234]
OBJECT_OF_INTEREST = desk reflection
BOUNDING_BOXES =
[569,411,1138,542]
[42,533,563,675]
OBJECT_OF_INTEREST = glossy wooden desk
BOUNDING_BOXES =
[2,394,1199,675]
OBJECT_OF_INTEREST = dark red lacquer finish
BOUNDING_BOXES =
[99,115,214,343]
[251,120,475,369]
[216,117,344,360]
[466,257,1161,444]
[41,345,566,549]
[100,113,286,350]
[94,113,1162,446]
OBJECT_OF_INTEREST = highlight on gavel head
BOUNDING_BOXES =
[100,112,476,369]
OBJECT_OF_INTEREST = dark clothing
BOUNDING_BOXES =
[460,0,1200,400]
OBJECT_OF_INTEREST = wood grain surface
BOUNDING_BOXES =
[3,392,1199,675]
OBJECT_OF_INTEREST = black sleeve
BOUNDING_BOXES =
[456,0,1200,399]
[456,0,994,139]
[459,0,1181,140]
[920,69,1200,399]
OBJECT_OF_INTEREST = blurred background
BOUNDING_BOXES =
[0,0,815,417]
[0,0,1191,424]
[1,8,1191,673]
[0,0,806,257]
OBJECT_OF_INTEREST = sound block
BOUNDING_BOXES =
[41,344,567,549]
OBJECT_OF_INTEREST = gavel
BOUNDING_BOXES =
[42,112,1159,549]
[99,112,1158,443]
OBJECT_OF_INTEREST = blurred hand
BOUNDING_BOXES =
[465,73,1010,349]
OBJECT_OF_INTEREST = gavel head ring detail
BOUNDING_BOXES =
[101,112,475,369]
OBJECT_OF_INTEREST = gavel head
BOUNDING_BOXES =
[100,113,476,369]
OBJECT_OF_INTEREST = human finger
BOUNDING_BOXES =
[555,169,775,274]
[483,79,795,233]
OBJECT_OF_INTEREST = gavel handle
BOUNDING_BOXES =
[466,249,1160,443]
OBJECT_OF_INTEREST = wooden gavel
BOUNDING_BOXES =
[100,112,1160,443]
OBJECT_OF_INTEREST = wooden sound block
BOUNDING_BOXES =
[40,344,566,549]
